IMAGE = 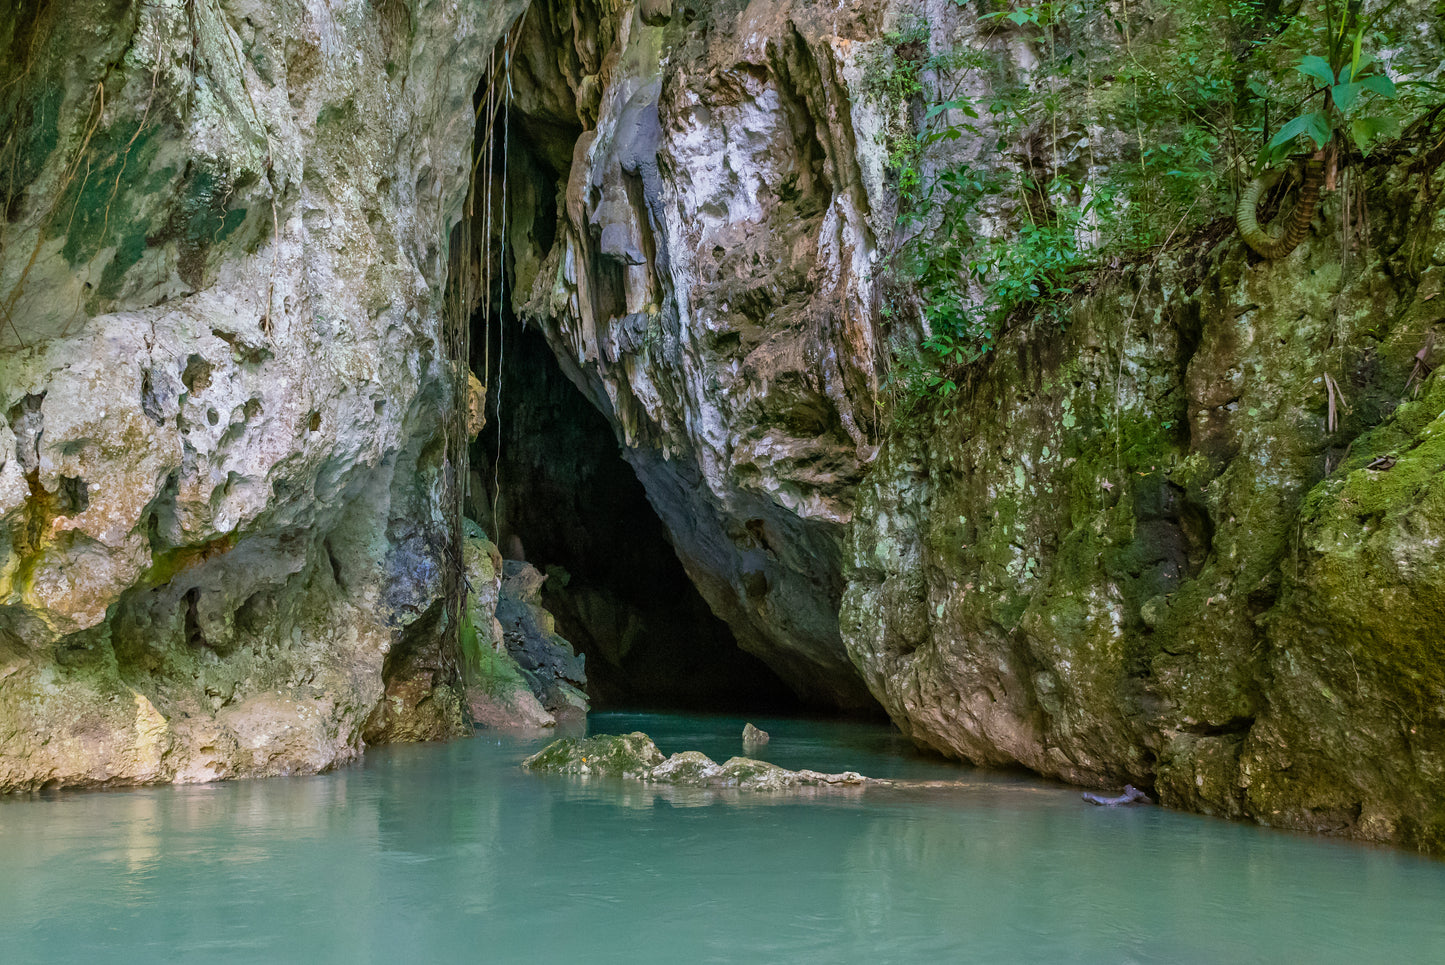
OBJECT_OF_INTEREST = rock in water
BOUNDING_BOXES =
[522,733,665,779]
[742,723,770,745]
[1082,785,1151,807]
[495,561,589,723]
[523,733,868,790]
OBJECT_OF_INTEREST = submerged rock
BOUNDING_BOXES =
[523,732,868,790]
[1083,786,1151,807]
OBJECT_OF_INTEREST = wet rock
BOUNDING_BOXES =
[495,561,590,723]
[523,732,666,779]
[742,722,770,745]
[842,147,1445,853]
[467,686,555,731]
[509,0,890,709]
[1083,786,1151,807]
[451,530,557,730]
[523,732,870,790]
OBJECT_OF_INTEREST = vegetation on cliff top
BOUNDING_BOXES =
[867,0,1439,407]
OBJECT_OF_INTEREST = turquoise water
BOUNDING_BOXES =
[2,711,1443,964]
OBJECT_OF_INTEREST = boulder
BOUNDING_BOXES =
[523,732,869,789]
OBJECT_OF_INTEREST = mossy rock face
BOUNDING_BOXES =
[1235,375,1445,852]
[1,0,532,790]
[844,140,1445,852]
[522,733,666,778]
[523,732,872,789]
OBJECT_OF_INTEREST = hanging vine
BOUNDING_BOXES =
[440,13,526,683]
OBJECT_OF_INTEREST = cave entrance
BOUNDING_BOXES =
[458,11,799,714]
[471,316,798,714]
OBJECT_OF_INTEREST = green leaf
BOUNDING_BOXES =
[926,99,980,122]
[1349,115,1400,153]
[1360,73,1396,99]
[1268,111,1331,151]
[1296,55,1337,87]
[1331,81,1363,111]
[1007,10,1033,24]
[1340,51,1377,83]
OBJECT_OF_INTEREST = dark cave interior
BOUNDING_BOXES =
[469,316,801,713]
[456,11,805,715]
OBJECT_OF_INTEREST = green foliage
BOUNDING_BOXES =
[867,0,1430,411]
[1264,1,1402,161]
[904,164,1084,373]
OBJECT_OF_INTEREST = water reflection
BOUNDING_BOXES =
[0,714,1442,964]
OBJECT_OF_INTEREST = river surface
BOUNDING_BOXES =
[2,711,1443,963]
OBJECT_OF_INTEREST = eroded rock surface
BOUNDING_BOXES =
[0,0,527,787]
[523,732,868,789]
[503,0,892,708]
[843,146,1445,852]
[496,559,590,722]
[2,0,1443,859]
[491,0,1445,852]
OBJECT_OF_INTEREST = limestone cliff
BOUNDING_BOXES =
[0,0,526,786]
[843,148,1445,851]
[504,0,891,708]
[3,0,1444,858]
[498,0,1445,852]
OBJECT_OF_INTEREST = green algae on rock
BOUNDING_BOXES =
[522,733,869,789]
[841,120,1445,853]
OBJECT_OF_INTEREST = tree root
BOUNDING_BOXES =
[1235,159,1325,260]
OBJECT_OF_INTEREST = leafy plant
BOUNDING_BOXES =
[868,0,1425,409]
[1265,2,1400,164]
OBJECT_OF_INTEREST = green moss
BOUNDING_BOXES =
[57,119,168,268]
[466,637,528,699]
[521,732,665,774]
[1,83,64,213]
[45,114,255,301]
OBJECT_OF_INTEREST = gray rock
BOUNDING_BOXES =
[523,733,868,790]
[0,0,528,788]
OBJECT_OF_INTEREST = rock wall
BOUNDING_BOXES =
[3,0,1443,856]
[499,0,1445,852]
[0,0,525,788]
[507,0,891,709]
[843,143,1445,852]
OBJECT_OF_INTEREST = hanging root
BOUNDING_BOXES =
[1236,158,1325,260]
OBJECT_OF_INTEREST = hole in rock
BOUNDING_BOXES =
[56,476,89,515]
[472,319,799,714]
[183,587,206,649]
[450,12,804,716]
